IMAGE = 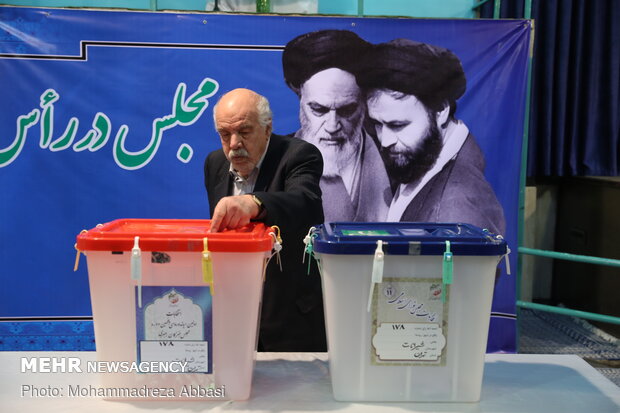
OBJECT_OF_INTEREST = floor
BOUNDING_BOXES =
[518,308,620,386]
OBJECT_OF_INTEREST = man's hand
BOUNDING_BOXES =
[209,195,260,233]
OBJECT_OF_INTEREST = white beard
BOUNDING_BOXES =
[298,111,361,178]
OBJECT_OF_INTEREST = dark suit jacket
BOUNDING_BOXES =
[204,133,327,351]
[400,134,506,236]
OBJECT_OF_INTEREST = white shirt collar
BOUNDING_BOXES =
[229,137,270,195]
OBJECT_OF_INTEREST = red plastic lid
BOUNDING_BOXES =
[76,219,274,252]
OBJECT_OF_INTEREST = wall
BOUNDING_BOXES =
[2,0,476,16]
[522,185,557,302]
[319,0,475,17]
[2,0,537,302]
[553,178,620,336]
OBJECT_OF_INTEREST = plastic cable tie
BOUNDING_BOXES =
[309,235,318,274]
[504,246,512,276]
[367,240,385,312]
[494,235,511,276]
[271,225,283,245]
[73,229,88,272]
[302,235,310,264]
[131,236,142,308]
[442,241,453,303]
[202,238,214,295]
[265,250,278,270]
[302,227,315,264]
[131,236,141,281]
[261,259,268,282]
[303,227,317,274]
[367,283,376,313]
[271,226,284,271]
[273,241,283,254]
[304,238,315,257]
[269,232,283,272]
[73,244,81,272]
[276,251,282,272]
[371,240,385,284]
[442,241,453,285]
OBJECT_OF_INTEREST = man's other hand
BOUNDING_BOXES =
[209,194,260,233]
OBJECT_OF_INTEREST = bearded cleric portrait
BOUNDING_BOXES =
[282,30,390,222]
[357,38,505,235]
[282,31,504,234]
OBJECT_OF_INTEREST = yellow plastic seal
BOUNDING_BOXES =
[270,225,283,245]
[202,238,214,295]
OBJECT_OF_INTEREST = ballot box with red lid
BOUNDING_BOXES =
[76,219,277,401]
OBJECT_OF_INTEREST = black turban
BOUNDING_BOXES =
[357,38,466,113]
[282,30,371,94]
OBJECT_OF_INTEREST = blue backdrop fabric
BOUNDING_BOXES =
[0,7,530,352]
[0,320,95,351]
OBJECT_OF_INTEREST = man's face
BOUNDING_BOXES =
[298,68,364,177]
[367,90,444,185]
[215,92,271,178]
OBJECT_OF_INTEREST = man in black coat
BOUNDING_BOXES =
[204,88,327,351]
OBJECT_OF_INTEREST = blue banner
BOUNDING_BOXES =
[0,6,530,352]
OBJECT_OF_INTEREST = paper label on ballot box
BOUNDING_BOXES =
[371,278,448,366]
[140,340,209,373]
[136,286,213,373]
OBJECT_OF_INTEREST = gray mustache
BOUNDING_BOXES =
[229,148,249,158]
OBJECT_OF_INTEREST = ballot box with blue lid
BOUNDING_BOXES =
[310,222,508,402]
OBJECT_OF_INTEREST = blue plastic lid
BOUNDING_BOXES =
[313,222,507,256]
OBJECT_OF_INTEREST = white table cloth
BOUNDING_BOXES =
[1,352,619,412]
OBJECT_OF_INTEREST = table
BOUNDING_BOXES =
[1,352,619,412]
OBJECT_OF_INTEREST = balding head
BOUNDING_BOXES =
[213,88,273,126]
[213,88,273,178]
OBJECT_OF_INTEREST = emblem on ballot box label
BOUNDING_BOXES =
[136,286,213,374]
[371,278,449,366]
